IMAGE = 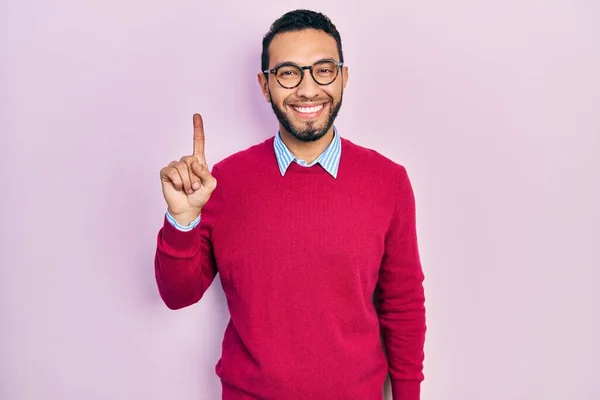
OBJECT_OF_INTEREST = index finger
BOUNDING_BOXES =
[193,113,205,161]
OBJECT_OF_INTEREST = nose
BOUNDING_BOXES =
[294,70,321,99]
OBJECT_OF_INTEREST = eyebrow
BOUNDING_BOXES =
[270,57,339,70]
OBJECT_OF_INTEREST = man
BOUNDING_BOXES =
[155,9,426,400]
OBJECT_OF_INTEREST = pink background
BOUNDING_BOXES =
[2,1,599,399]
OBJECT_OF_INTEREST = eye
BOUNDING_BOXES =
[277,67,300,78]
[314,61,337,76]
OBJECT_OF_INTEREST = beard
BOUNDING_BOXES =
[269,92,343,143]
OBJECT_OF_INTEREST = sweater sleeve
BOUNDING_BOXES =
[374,167,426,400]
[154,165,223,310]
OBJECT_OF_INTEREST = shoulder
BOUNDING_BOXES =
[342,138,418,211]
[341,137,409,182]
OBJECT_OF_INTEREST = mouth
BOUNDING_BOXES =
[288,103,328,120]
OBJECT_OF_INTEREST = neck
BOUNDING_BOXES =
[279,126,335,164]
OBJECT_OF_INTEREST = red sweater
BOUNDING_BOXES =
[155,136,426,400]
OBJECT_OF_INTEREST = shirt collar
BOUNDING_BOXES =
[273,126,342,178]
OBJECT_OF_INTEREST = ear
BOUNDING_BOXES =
[257,73,271,102]
[341,66,349,90]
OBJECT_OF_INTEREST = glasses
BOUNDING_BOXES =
[263,59,344,89]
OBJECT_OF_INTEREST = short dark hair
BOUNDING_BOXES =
[261,9,344,72]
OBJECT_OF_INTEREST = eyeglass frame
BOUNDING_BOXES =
[263,58,344,89]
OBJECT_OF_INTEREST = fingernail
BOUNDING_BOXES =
[192,182,200,190]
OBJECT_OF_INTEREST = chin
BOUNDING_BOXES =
[288,123,330,143]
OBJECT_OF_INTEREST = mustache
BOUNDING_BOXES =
[285,98,332,105]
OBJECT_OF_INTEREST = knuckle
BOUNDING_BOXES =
[169,172,180,183]
[175,163,188,173]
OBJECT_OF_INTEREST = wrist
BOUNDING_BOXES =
[168,209,201,226]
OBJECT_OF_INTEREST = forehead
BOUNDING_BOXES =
[268,29,339,67]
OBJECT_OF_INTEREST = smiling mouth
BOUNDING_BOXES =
[292,104,324,114]
[289,103,327,119]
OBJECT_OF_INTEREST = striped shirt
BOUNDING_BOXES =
[166,127,342,231]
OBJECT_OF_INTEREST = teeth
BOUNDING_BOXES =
[293,104,324,114]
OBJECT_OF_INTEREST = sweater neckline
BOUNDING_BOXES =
[276,137,346,175]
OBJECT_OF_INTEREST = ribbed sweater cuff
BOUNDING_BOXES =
[391,380,421,400]
[159,215,199,256]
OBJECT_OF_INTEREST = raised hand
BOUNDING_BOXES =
[160,113,217,226]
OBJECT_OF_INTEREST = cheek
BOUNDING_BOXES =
[322,84,341,100]
[273,91,293,108]
[323,90,338,103]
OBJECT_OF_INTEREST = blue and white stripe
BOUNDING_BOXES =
[274,126,342,178]
[167,126,342,230]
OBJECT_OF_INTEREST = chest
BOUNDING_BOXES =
[211,179,392,298]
